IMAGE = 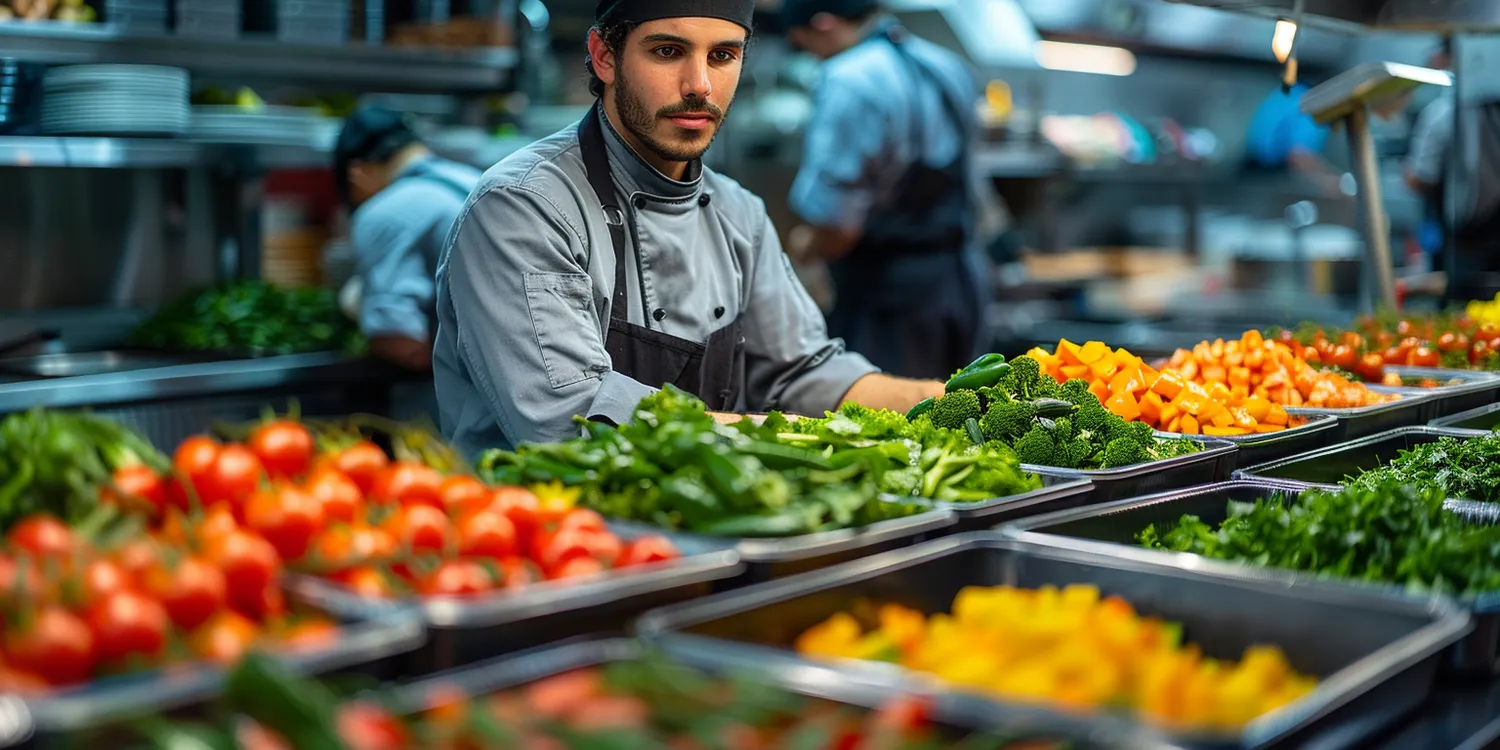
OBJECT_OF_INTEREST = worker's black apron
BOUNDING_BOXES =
[1446,103,1500,304]
[576,104,746,412]
[826,26,983,381]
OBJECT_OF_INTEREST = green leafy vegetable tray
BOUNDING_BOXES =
[1233,426,1482,492]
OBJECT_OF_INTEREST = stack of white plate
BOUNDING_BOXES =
[41,65,189,136]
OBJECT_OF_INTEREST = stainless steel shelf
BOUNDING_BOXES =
[0,22,517,92]
[0,136,331,169]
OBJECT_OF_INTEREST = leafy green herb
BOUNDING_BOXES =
[1346,433,1500,502]
[0,409,169,530]
[131,280,364,357]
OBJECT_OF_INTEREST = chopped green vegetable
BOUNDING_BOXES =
[131,280,365,357]
[0,409,169,530]
[1347,433,1500,502]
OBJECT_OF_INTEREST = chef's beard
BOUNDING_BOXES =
[614,60,731,165]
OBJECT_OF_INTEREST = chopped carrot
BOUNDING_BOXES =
[1266,404,1289,425]
[1109,368,1144,396]
[1242,397,1271,422]
[1179,415,1201,435]
[1088,379,1112,405]
[1159,403,1180,427]
[1230,407,1257,431]
[1105,391,1142,422]
[1059,364,1091,381]
[1078,340,1111,365]
[1152,371,1186,401]
[1165,415,1182,433]
[1140,391,1165,425]
[1210,409,1235,429]
[1088,357,1118,381]
[1057,339,1085,367]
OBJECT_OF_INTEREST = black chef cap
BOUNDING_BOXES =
[594,0,756,30]
[333,107,420,205]
[779,0,879,28]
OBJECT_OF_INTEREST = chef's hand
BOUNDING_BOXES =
[840,374,945,413]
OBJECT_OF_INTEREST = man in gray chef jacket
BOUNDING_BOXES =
[432,0,946,456]
[780,0,990,381]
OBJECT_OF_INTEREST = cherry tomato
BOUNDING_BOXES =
[534,528,598,574]
[102,465,167,520]
[487,487,541,544]
[418,560,496,596]
[383,505,451,556]
[570,695,651,731]
[1339,331,1365,350]
[1397,319,1415,337]
[245,484,326,563]
[576,532,623,568]
[78,558,136,606]
[190,610,260,665]
[7,516,75,560]
[205,529,282,618]
[1382,346,1406,365]
[249,420,315,479]
[111,540,161,581]
[1328,345,1357,370]
[197,504,241,546]
[1300,346,1322,364]
[550,556,605,581]
[1355,353,1386,382]
[1412,346,1442,367]
[0,554,46,606]
[313,525,397,573]
[556,508,608,537]
[617,535,680,568]
[145,556,227,631]
[500,558,541,590]
[1438,332,1464,352]
[202,444,266,511]
[526,670,603,719]
[438,475,489,515]
[4,606,96,686]
[88,590,169,664]
[0,668,50,695]
[172,435,222,509]
[456,511,518,560]
[1473,339,1493,364]
[872,696,934,733]
[331,442,390,496]
[337,702,412,750]
[372,462,444,508]
[332,566,399,599]
[305,468,363,525]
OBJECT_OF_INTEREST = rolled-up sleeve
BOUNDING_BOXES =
[446,185,657,444]
[790,80,885,231]
[743,214,878,414]
[353,210,435,341]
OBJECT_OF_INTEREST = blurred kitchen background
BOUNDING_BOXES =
[0,0,1488,361]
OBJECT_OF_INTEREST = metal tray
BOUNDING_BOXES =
[635,535,1470,750]
[1234,426,1483,491]
[1288,389,1436,441]
[0,350,228,378]
[1431,401,1500,434]
[1001,480,1500,675]
[609,508,957,585]
[1384,366,1500,422]
[1159,414,1340,468]
[934,478,1095,534]
[387,636,1175,750]
[1023,438,1238,504]
[288,528,744,675]
[24,584,424,733]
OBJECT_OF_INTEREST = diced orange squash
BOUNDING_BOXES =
[1178,359,1200,381]
[1057,339,1085,367]
[1159,403,1180,427]
[1229,384,1250,402]
[1265,403,1289,426]
[1139,391,1165,425]
[1089,379,1112,404]
[1229,367,1252,387]
[1206,382,1233,405]
[1179,415,1201,435]
[1210,409,1235,429]
[1105,391,1142,422]
[1026,347,1052,362]
[1242,329,1265,349]
[1078,340,1111,365]
[1253,424,1287,433]
[1060,365,1091,381]
[1165,415,1183,433]
[1224,350,1245,368]
[1243,396,1271,422]
[1203,426,1251,436]
[1202,365,1228,383]
[1109,368,1143,396]
[1245,347,1265,370]
[1088,358,1119,381]
[1230,407,1257,430]
[1139,363,1161,386]
[1168,349,1192,368]
[1152,371,1186,401]
[1210,339,1226,359]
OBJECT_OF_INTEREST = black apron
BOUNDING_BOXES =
[576,104,747,412]
[1446,102,1500,304]
[827,26,984,381]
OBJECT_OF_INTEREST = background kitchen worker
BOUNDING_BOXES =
[335,106,482,371]
[1245,79,1346,196]
[781,0,990,381]
[432,0,944,457]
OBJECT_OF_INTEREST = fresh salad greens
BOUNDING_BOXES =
[1346,433,1500,503]
[479,386,1040,537]
[1139,480,1500,596]
[130,280,365,357]
[0,409,168,530]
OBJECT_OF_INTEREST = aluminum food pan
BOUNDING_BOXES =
[610,507,958,585]
[635,534,1470,750]
[289,525,744,675]
[1288,388,1436,441]
[1383,366,1500,422]
[25,584,424,733]
[1430,401,1500,434]
[1024,438,1238,504]
[1001,479,1500,675]
[1158,414,1339,468]
[387,636,1177,750]
[1234,426,1483,491]
[932,477,1095,534]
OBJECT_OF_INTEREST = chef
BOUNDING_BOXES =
[432,0,944,455]
[335,107,482,371]
[781,0,989,381]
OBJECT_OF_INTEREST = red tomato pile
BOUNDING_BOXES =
[0,513,337,693]
[103,418,682,603]
[1278,316,1500,383]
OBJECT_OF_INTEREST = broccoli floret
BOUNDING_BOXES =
[1051,417,1075,443]
[1112,420,1154,443]
[930,390,983,430]
[1013,426,1057,466]
[1073,403,1112,437]
[979,400,1036,442]
[1101,437,1148,468]
[1101,412,1128,439]
[1057,440,1097,470]
[1058,378,1093,406]
[996,356,1061,401]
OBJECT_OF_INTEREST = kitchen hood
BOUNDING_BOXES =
[1163,0,1500,31]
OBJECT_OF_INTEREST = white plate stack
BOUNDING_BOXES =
[41,64,190,137]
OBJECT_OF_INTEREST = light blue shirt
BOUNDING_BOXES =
[1246,84,1329,169]
[790,23,978,231]
[351,156,482,341]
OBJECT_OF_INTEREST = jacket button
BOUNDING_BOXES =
[714,306,725,319]
[632,196,647,209]
[698,194,711,206]
[653,308,666,322]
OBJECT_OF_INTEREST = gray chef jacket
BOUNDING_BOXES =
[432,111,878,456]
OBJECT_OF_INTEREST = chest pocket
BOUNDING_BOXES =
[523,271,608,389]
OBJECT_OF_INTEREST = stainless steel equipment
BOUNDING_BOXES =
[1166,0,1500,31]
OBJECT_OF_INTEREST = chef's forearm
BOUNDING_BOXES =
[368,335,432,372]
[839,373,945,413]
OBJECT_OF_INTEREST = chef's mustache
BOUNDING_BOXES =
[657,100,723,122]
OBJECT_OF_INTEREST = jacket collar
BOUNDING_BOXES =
[598,106,704,202]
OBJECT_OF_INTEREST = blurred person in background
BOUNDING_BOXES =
[781,0,990,381]
[1245,79,1347,197]
[335,107,482,371]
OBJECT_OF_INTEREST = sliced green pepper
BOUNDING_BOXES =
[906,397,937,421]
[946,356,1011,393]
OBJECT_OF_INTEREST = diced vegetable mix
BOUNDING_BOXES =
[795,584,1317,731]
[1156,331,1395,413]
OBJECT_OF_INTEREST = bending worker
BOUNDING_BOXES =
[335,107,481,371]
[781,0,990,381]
[432,0,945,456]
